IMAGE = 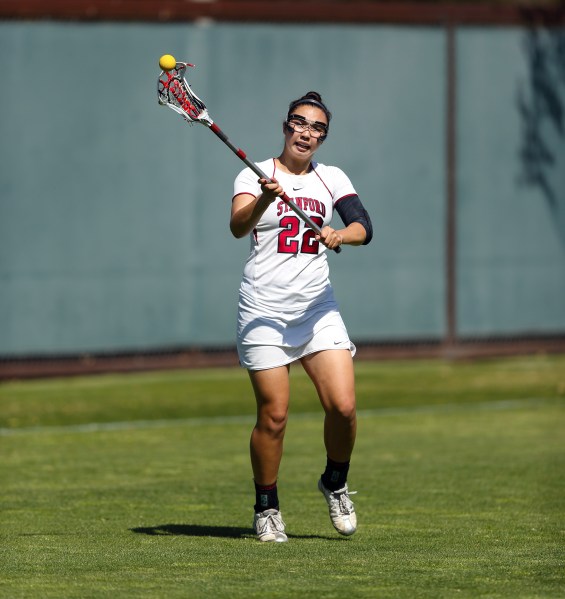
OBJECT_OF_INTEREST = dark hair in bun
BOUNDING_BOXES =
[287,91,332,124]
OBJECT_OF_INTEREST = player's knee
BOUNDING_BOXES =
[327,395,356,423]
[257,408,288,438]
[340,402,357,424]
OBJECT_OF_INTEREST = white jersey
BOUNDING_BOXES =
[233,158,357,314]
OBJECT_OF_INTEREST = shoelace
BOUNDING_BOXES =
[257,512,285,534]
[330,489,357,515]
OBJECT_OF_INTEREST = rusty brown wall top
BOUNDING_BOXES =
[0,1,564,26]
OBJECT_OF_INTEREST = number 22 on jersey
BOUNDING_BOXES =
[277,215,324,254]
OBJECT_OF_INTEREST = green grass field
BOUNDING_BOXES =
[1,355,564,598]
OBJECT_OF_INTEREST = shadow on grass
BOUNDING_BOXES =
[130,523,341,541]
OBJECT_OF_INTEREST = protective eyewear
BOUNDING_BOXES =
[286,114,328,138]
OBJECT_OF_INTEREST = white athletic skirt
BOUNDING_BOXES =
[236,297,356,371]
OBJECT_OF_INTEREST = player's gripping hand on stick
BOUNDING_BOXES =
[316,226,343,251]
[316,220,367,251]
[258,177,283,203]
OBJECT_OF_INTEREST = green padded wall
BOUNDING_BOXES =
[456,27,565,336]
[1,21,563,357]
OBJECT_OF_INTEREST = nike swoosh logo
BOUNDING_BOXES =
[334,340,347,345]
[292,186,303,191]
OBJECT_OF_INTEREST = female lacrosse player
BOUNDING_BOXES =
[230,91,372,542]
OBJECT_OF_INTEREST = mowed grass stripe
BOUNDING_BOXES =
[2,355,564,430]
[0,396,558,437]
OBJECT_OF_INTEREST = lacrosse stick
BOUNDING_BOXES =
[157,59,341,253]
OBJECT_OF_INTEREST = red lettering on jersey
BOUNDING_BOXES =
[291,197,326,218]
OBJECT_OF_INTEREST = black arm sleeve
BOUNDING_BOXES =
[335,195,373,245]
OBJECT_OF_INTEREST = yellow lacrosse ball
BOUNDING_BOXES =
[159,54,177,71]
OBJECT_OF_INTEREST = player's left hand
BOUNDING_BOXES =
[316,226,343,250]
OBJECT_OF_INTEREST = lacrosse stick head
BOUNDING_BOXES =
[157,62,213,127]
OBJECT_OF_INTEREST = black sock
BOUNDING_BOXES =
[321,457,350,491]
[254,481,279,513]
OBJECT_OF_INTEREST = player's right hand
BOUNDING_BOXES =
[259,178,283,203]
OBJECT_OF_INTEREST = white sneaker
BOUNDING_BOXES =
[318,478,357,536]
[253,509,288,542]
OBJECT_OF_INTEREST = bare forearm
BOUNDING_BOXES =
[231,178,282,238]
[336,222,367,246]
[230,194,274,238]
